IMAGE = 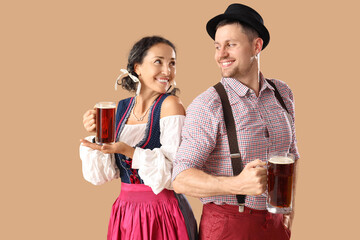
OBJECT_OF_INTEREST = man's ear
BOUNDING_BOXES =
[254,37,263,55]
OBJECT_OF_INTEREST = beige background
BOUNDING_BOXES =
[1,0,359,239]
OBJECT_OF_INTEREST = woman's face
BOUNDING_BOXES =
[135,43,176,95]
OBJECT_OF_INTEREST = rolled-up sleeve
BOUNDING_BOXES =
[172,91,220,181]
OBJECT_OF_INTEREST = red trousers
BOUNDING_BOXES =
[199,203,290,240]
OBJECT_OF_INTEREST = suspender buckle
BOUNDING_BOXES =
[230,153,241,158]
[238,204,245,212]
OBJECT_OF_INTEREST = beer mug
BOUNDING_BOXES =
[95,102,116,145]
[266,152,295,214]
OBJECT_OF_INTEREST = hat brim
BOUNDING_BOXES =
[206,13,270,50]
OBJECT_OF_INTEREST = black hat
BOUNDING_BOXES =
[206,3,270,50]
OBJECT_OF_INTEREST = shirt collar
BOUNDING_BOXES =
[221,77,248,97]
[221,72,272,98]
[260,73,274,93]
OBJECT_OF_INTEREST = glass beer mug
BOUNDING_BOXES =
[95,102,116,145]
[266,152,295,214]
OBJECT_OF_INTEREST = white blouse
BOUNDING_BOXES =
[79,115,185,194]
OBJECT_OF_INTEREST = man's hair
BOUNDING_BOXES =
[216,19,259,42]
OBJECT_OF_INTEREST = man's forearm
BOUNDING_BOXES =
[173,159,267,198]
[172,168,232,198]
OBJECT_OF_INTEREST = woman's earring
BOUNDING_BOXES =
[167,80,176,93]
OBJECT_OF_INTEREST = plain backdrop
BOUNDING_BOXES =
[1,0,359,239]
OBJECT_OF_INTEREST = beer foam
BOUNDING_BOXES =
[98,105,115,109]
[269,156,294,164]
[96,102,116,109]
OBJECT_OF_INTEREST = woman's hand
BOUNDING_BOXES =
[80,139,102,151]
[80,139,135,159]
[83,108,96,133]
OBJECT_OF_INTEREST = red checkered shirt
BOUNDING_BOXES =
[173,74,300,210]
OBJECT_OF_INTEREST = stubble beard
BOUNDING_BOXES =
[221,61,257,80]
[221,66,240,79]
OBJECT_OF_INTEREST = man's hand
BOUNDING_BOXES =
[233,159,267,196]
[283,212,294,230]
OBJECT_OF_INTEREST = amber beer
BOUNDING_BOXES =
[95,102,116,145]
[266,153,295,214]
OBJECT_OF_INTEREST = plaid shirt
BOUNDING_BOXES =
[173,74,300,210]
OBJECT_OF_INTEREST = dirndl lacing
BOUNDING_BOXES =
[107,183,197,240]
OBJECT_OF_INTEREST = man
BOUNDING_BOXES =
[172,3,300,240]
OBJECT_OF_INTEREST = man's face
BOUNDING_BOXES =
[214,23,257,79]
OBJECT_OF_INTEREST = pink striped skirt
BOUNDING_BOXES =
[107,183,193,240]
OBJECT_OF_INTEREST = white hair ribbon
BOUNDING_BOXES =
[115,69,141,95]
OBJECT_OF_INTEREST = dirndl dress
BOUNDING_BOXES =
[108,183,196,240]
[107,94,197,240]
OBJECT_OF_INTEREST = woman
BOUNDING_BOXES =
[80,36,197,240]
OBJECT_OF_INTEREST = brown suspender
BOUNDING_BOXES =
[213,82,246,211]
[213,80,288,212]
[266,80,289,113]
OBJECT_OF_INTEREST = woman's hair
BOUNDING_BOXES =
[120,36,179,96]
